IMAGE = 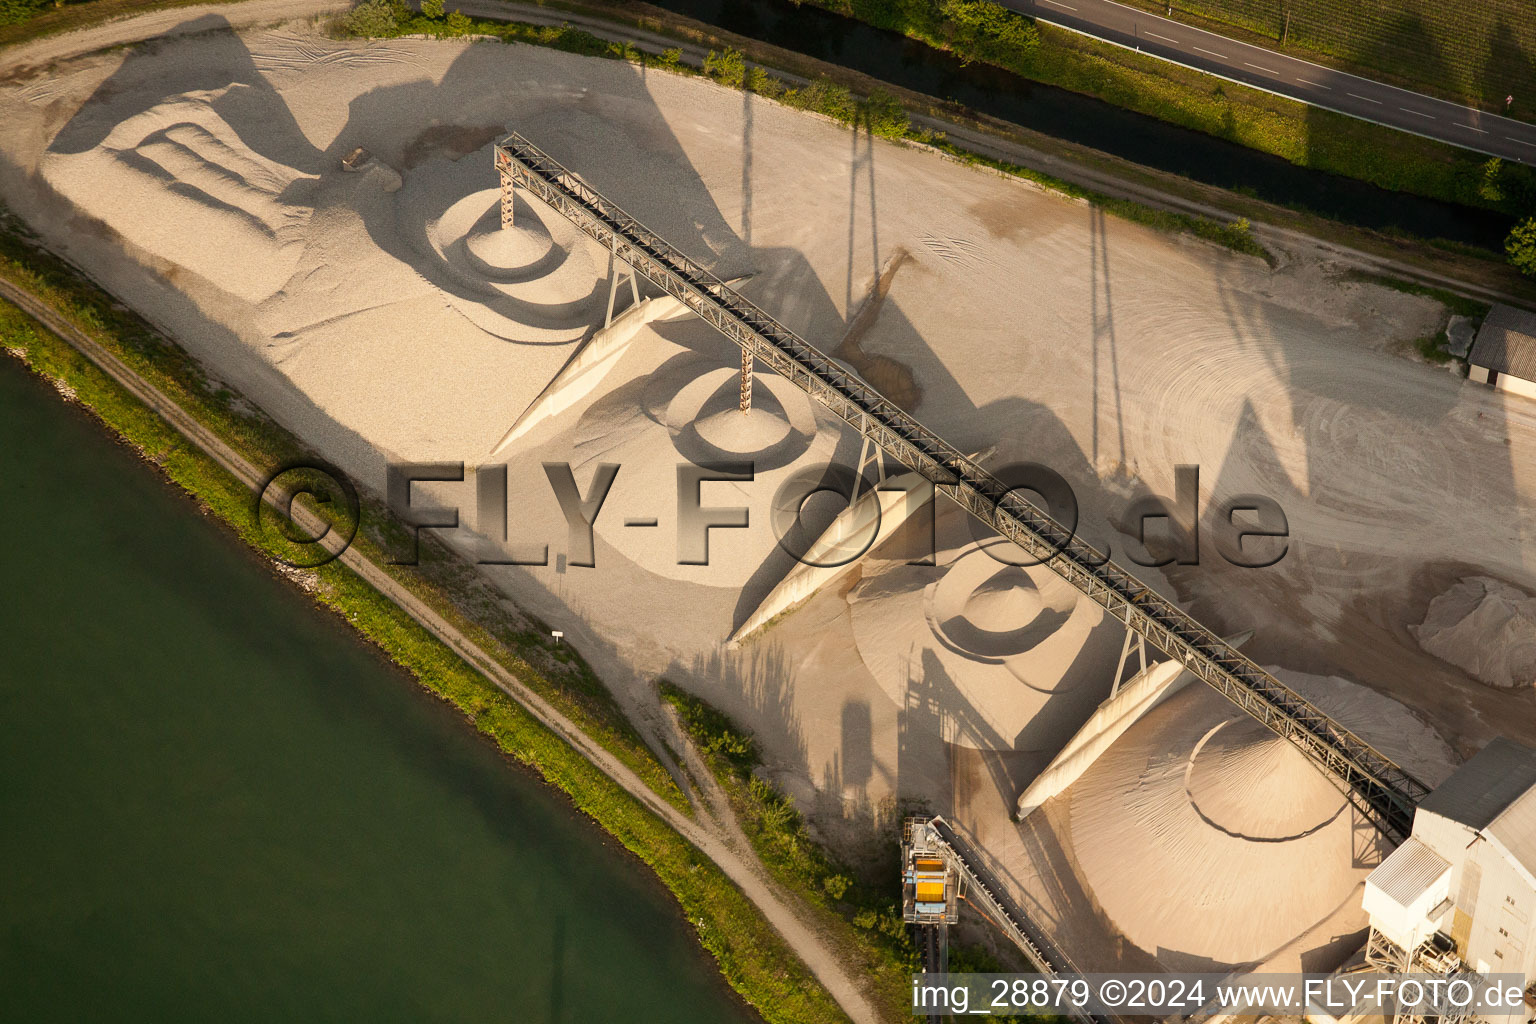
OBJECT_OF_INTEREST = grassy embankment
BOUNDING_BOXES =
[0,216,850,1024]
[0,0,248,47]
[0,216,685,819]
[1112,0,1536,119]
[789,0,1536,234]
[337,0,1270,263]
[659,682,916,1020]
[660,683,1072,1024]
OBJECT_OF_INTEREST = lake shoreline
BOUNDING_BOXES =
[0,235,858,1023]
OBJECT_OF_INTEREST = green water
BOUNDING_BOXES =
[0,356,755,1024]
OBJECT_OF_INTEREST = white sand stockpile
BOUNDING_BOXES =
[532,326,840,589]
[44,94,320,305]
[1068,669,1455,969]
[398,156,607,343]
[848,532,1123,752]
[1412,576,1536,689]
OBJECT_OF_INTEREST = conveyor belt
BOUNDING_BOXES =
[494,133,1429,841]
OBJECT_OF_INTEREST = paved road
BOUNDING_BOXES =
[1003,0,1536,163]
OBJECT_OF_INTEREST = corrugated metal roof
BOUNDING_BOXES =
[1488,784,1536,880]
[1417,737,1536,832]
[1469,305,1536,383]
[1369,836,1450,908]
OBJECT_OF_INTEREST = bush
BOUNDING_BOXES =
[420,0,442,18]
[745,66,785,98]
[1507,218,1536,278]
[938,0,1040,66]
[0,0,49,29]
[821,873,852,900]
[343,0,404,36]
[703,46,747,89]
[655,46,684,70]
[787,77,859,124]
[860,89,910,138]
[444,9,469,34]
[1478,158,1506,203]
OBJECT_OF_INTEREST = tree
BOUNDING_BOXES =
[1508,217,1536,278]
[420,0,443,18]
[444,8,469,34]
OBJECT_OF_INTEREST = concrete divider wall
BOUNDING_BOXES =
[1014,630,1253,820]
[730,473,931,645]
[490,293,686,455]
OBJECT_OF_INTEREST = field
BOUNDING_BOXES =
[1122,0,1536,117]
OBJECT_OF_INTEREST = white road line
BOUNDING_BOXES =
[1297,78,1331,89]
[1192,45,1227,59]
[1144,30,1178,43]
[1348,92,1383,104]
[1400,107,1436,119]
[1505,136,1536,148]
[1039,0,1077,9]
[1457,123,1489,133]
[1244,61,1279,74]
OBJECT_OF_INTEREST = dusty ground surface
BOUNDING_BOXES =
[5,13,1536,977]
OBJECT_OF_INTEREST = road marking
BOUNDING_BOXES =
[1297,77,1331,89]
[1456,123,1489,133]
[1244,61,1279,74]
[1192,45,1227,59]
[1348,92,1383,104]
[1505,136,1536,148]
[1144,29,1178,43]
[1400,107,1436,119]
[1039,0,1077,9]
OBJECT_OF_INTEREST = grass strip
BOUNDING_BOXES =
[1110,0,1536,120]
[0,0,247,48]
[660,682,918,1021]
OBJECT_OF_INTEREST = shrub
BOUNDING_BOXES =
[655,46,684,70]
[938,0,1040,66]
[444,9,469,35]
[1507,218,1536,278]
[860,89,910,138]
[343,0,404,36]
[420,0,442,19]
[745,66,784,98]
[703,46,747,89]
[0,0,49,29]
[789,77,859,124]
[821,873,852,900]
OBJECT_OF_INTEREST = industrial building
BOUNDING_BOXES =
[1469,306,1536,401]
[1364,737,1536,1001]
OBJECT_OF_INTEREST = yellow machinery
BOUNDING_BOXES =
[902,817,961,925]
